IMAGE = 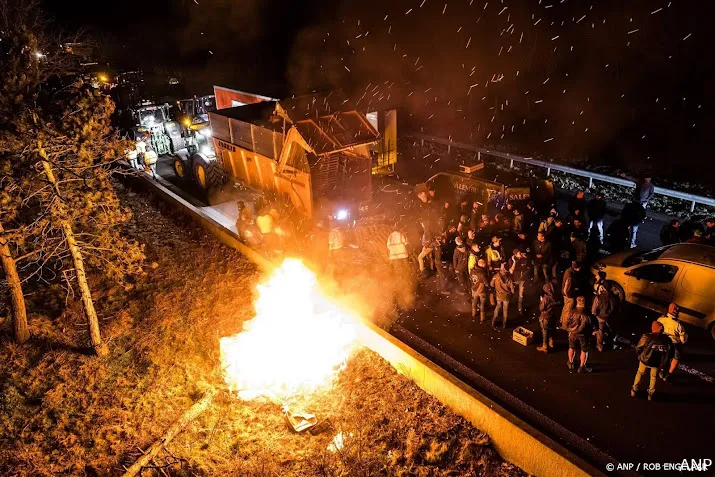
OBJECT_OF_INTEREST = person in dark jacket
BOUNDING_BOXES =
[569,232,587,263]
[592,273,616,352]
[560,261,582,324]
[470,259,490,323]
[537,282,558,352]
[606,215,631,252]
[660,219,681,246]
[508,248,529,314]
[634,177,655,209]
[511,207,524,235]
[631,321,673,400]
[532,232,552,282]
[490,264,515,330]
[568,217,588,239]
[569,190,588,218]
[515,231,530,254]
[587,191,607,242]
[432,233,449,295]
[453,236,470,296]
[704,218,715,245]
[622,201,646,248]
[549,218,567,256]
[565,296,592,373]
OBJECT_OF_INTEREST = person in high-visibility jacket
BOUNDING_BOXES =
[126,148,138,169]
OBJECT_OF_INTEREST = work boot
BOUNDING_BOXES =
[647,393,654,401]
[537,345,548,353]
[630,389,637,398]
[548,337,555,348]
[578,366,592,373]
[567,360,576,372]
[659,370,669,382]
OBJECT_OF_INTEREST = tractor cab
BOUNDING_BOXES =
[131,103,184,156]
[177,95,216,128]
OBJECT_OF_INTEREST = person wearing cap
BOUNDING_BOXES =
[569,232,587,263]
[467,243,481,273]
[490,263,514,330]
[565,296,592,373]
[592,273,616,352]
[657,303,688,382]
[560,261,582,325]
[470,258,490,323]
[587,191,607,242]
[632,321,672,400]
[508,248,528,315]
[453,236,470,297]
[486,236,505,275]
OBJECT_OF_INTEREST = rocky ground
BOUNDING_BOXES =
[0,180,525,476]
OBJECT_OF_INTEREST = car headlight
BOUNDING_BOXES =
[335,209,350,221]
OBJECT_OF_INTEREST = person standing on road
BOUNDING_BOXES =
[631,321,673,400]
[468,243,481,273]
[660,219,681,246]
[434,233,451,296]
[622,201,646,248]
[634,177,655,209]
[418,220,435,275]
[587,191,607,243]
[592,274,617,352]
[657,303,688,382]
[560,261,582,325]
[387,223,410,268]
[511,207,524,236]
[486,236,505,275]
[490,263,514,330]
[569,232,587,263]
[533,232,552,282]
[704,218,715,245]
[508,248,528,315]
[470,258,490,323]
[453,236,470,297]
[126,148,139,169]
[537,282,558,353]
[569,190,588,219]
[606,214,631,252]
[538,215,556,238]
[565,296,592,373]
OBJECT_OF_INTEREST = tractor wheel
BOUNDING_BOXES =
[169,136,185,154]
[192,155,225,190]
[173,156,187,179]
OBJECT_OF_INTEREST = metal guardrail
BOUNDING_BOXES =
[416,134,715,212]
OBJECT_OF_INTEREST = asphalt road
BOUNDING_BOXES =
[394,269,715,473]
[147,151,714,474]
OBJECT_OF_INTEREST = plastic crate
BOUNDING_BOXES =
[512,326,534,346]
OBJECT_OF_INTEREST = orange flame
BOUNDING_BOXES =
[220,259,358,401]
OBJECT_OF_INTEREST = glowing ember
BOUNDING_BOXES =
[220,259,358,401]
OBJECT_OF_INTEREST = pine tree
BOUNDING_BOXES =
[0,0,144,354]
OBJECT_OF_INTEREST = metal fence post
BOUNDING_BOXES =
[588,177,593,188]
[478,151,481,161]
[510,159,514,169]
[691,200,696,213]
[546,167,551,177]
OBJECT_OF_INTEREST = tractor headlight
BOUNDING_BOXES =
[335,209,350,221]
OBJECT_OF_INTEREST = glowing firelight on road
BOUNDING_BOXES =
[220,259,358,401]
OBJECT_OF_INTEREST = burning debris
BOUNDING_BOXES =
[220,259,358,402]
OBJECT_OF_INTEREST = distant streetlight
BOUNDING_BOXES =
[98,74,109,83]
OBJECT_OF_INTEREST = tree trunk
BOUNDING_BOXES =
[0,222,29,344]
[38,144,108,357]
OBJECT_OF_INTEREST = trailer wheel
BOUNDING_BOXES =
[192,155,225,190]
[173,156,187,179]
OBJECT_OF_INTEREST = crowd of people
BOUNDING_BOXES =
[385,178,693,397]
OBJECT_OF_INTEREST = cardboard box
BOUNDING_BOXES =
[512,327,534,346]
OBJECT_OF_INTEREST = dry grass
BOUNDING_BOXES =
[0,182,525,476]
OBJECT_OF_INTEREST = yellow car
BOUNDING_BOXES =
[592,243,715,340]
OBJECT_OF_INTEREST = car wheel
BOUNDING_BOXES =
[607,281,625,304]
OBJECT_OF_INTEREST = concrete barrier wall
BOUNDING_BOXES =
[131,172,604,477]
[356,320,603,477]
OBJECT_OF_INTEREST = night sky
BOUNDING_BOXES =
[43,0,715,181]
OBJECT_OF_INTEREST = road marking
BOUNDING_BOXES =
[615,336,714,384]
